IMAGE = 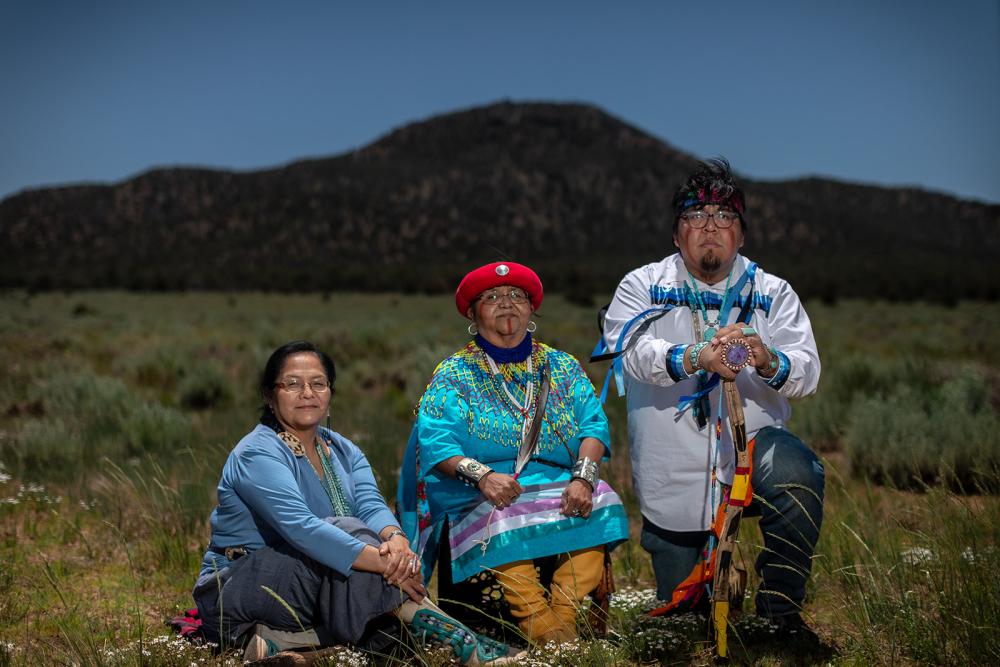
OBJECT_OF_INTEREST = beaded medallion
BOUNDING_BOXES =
[720,339,752,373]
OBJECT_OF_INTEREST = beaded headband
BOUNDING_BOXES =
[676,187,746,217]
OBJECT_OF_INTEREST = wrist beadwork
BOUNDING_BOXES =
[688,342,709,372]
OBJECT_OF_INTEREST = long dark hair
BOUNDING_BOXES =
[259,340,336,430]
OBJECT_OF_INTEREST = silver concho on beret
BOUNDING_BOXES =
[495,264,510,276]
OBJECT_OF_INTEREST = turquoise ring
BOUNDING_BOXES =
[741,326,757,336]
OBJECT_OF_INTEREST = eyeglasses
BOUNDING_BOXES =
[275,377,331,394]
[478,288,530,305]
[680,209,740,229]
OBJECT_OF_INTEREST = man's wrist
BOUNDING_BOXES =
[756,346,779,378]
[689,342,709,372]
[668,344,689,380]
[761,347,791,389]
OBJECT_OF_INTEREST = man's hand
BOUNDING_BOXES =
[478,472,523,509]
[559,478,594,518]
[713,324,776,377]
[696,342,741,380]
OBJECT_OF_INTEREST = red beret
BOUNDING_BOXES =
[455,262,544,316]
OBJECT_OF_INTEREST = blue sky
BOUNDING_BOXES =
[2,1,998,202]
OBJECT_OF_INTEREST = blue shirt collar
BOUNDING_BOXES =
[475,332,533,363]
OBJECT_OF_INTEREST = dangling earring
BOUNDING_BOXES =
[326,411,332,431]
[467,322,478,336]
[526,321,537,333]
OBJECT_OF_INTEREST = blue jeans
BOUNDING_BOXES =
[640,426,824,617]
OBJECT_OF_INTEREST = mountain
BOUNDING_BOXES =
[2,101,998,301]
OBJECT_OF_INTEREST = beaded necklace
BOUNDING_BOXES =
[685,267,735,342]
[685,268,734,525]
[483,350,535,447]
[277,429,352,516]
[315,435,352,517]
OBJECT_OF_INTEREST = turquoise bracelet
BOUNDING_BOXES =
[757,346,779,375]
[688,342,709,371]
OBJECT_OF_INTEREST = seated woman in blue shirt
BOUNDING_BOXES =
[192,340,518,664]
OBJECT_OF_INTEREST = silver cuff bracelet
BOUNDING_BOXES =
[455,457,493,488]
[571,456,599,491]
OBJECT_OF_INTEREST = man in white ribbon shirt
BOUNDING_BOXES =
[602,158,823,640]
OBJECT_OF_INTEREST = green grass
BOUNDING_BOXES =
[823,479,1000,665]
[0,291,998,665]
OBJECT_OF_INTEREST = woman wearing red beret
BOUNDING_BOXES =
[398,262,630,646]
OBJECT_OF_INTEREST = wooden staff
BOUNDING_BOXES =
[712,340,753,660]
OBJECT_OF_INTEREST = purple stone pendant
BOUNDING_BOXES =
[721,340,751,373]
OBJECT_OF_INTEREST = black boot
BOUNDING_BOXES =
[768,613,820,645]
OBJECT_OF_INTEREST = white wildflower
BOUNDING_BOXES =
[900,546,936,565]
[610,586,660,613]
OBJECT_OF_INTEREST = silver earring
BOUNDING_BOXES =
[527,321,537,333]
[468,322,478,335]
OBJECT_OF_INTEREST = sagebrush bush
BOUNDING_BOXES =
[177,363,233,410]
[3,373,193,476]
[113,345,190,392]
[845,368,1000,490]
[791,355,939,447]
[121,401,194,456]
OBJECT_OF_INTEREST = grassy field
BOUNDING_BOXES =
[0,291,998,666]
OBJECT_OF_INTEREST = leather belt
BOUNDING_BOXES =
[208,544,248,561]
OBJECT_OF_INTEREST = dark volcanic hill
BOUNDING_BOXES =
[2,101,998,301]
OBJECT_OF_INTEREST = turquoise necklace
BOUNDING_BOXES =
[686,267,734,342]
[315,435,352,517]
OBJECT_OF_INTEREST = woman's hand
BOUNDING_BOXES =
[560,478,594,518]
[378,533,419,586]
[398,568,426,603]
[478,472,523,509]
[352,544,425,601]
